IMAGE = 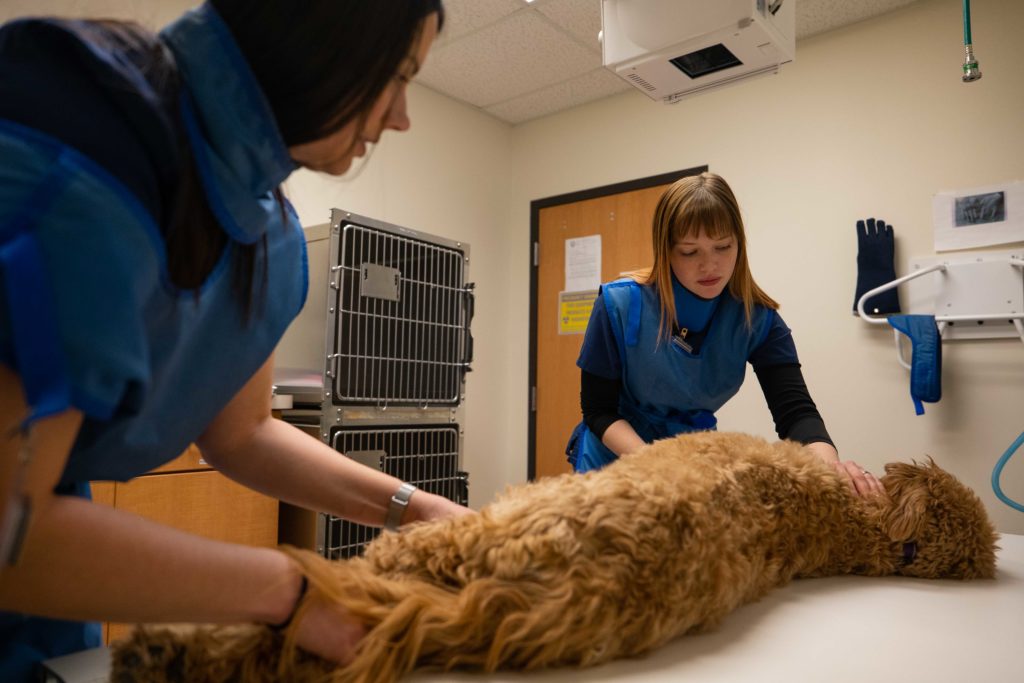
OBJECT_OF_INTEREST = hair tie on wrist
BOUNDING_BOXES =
[269,575,308,632]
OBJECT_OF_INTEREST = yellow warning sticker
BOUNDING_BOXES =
[559,290,598,335]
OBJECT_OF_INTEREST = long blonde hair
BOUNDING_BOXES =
[631,172,778,340]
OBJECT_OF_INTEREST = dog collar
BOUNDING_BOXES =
[902,541,918,566]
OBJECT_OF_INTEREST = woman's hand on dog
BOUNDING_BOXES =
[833,460,887,499]
[283,494,475,664]
[803,442,886,499]
[294,600,367,665]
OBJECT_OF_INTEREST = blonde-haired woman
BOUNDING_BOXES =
[566,172,880,496]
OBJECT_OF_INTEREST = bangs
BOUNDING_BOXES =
[670,196,737,243]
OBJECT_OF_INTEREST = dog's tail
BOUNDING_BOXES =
[110,550,595,683]
[284,548,597,683]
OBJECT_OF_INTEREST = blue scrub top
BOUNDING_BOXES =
[568,278,798,472]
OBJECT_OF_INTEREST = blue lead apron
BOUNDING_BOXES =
[567,279,772,472]
[0,4,306,679]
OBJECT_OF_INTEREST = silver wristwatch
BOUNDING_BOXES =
[384,482,418,531]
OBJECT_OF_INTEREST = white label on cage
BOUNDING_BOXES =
[360,263,401,301]
[346,449,387,470]
[565,235,601,292]
[933,180,1024,252]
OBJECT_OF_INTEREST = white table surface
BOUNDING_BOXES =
[48,535,1024,682]
[411,533,1024,683]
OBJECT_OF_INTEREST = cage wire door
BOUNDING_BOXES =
[325,425,468,559]
[329,219,474,407]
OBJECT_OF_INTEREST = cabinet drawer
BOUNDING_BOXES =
[149,444,210,473]
[104,469,278,644]
[114,469,277,544]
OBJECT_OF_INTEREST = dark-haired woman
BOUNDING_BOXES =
[0,2,466,679]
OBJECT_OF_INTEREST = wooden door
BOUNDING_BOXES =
[531,168,705,479]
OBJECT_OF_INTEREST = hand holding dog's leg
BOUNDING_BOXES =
[292,599,367,665]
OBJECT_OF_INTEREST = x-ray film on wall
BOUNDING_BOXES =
[933,180,1024,251]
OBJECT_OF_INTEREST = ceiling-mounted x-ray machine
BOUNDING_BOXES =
[601,0,795,103]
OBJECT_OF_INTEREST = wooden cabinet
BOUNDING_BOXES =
[90,445,278,644]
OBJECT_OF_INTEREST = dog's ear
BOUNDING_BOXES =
[914,459,999,580]
[879,461,930,542]
[882,458,999,580]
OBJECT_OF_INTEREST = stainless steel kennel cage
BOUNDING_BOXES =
[324,424,468,558]
[327,212,474,407]
[275,210,473,558]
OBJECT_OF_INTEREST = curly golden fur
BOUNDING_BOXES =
[110,431,998,683]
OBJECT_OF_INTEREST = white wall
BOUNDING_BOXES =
[506,0,1024,533]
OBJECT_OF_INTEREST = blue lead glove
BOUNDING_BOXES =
[853,217,901,315]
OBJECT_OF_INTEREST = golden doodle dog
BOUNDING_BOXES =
[111,431,999,683]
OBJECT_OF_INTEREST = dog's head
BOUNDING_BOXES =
[879,458,998,579]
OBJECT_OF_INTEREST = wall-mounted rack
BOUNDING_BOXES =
[858,249,1024,513]
[856,250,1024,369]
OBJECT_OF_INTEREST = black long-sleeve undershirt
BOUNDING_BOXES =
[580,363,834,449]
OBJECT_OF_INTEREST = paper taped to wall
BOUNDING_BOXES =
[933,180,1024,252]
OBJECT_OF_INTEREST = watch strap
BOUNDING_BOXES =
[384,482,417,531]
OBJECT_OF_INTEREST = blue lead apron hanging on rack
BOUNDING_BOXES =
[886,314,942,415]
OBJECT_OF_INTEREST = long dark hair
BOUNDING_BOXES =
[211,0,445,146]
[95,2,445,318]
[78,20,233,298]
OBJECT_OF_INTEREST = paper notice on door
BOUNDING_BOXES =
[565,235,601,292]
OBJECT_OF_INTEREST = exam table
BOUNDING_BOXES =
[413,533,1024,683]
[40,534,1024,683]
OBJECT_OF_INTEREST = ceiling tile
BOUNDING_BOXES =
[534,0,603,54]
[5,0,929,127]
[797,0,922,39]
[484,67,633,124]
[434,0,524,46]
[419,10,601,108]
